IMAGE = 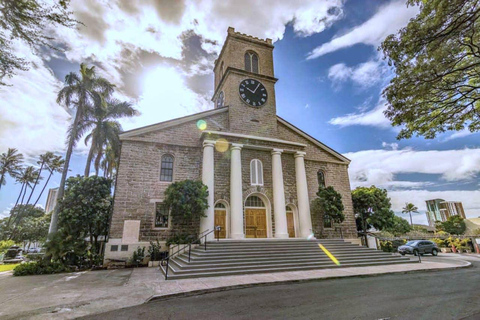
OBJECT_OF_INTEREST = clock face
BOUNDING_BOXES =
[239,79,267,107]
[216,91,224,108]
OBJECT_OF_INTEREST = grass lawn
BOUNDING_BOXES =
[0,264,19,272]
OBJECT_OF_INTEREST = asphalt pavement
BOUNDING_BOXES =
[82,255,480,320]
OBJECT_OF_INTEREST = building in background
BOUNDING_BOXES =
[439,201,466,220]
[45,188,59,213]
[425,199,445,227]
[425,199,466,227]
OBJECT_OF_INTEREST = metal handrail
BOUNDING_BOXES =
[161,229,216,280]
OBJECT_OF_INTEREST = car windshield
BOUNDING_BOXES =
[405,241,419,246]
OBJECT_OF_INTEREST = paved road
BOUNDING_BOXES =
[83,256,480,320]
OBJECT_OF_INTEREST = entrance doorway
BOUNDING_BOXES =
[286,206,295,238]
[214,202,227,239]
[245,196,267,238]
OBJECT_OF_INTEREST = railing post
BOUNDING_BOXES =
[165,258,169,280]
[204,235,207,251]
[188,243,191,262]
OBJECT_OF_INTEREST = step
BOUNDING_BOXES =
[177,252,396,265]
[188,248,380,258]
[171,255,407,270]
[161,259,416,280]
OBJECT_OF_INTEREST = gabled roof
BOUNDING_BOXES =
[119,107,228,139]
[277,116,351,164]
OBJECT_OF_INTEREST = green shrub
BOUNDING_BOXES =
[26,253,44,261]
[431,238,446,248]
[13,261,72,276]
[129,247,145,267]
[148,240,164,261]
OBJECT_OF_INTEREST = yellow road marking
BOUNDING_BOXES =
[318,244,341,266]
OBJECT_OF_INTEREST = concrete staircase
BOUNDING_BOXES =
[160,239,415,280]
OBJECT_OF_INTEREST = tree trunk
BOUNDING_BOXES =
[20,183,28,205]
[26,162,44,205]
[33,171,53,207]
[6,182,25,230]
[0,172,5,191]
[94,150,103,176]
[84,143,95,177]
[49,105,83,236]
[409,213,413,226]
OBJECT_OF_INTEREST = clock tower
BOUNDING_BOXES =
[212,27,279,138]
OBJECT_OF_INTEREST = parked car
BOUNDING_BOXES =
[398,240,438,256]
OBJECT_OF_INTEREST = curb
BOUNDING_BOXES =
[146,261,472,303]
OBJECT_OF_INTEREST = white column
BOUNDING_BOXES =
[271,149,289,238]
[201,140,215,240]
[230,143,244,239]
[295,151,314,238]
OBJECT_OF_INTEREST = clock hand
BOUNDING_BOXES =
[252,83,260,93]
[246,87,255,93]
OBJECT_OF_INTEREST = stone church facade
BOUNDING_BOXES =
[104,28,357,262]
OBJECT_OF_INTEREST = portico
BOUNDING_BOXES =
[200,132,314,240]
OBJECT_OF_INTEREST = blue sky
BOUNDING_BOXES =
[1,0,479,224]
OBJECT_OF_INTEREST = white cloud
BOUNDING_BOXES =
[346,148,480,188]
[444,128,477,141]
[328,60,387,89]
[329,98,390,128]
[0,40,70,158]
[307,0,418,59]
[346,147,480,223]
[382,142,399,150]
[121,65,211,131]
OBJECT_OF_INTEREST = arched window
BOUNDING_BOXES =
[160,154,174,182]
[250,159,263,186]
[244,51,259,73]
[245,195,265,207]
[317,170,326,188]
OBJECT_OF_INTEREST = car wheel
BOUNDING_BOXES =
[400,252,405,256]
[432,249,438,256]
[413,250,419,256]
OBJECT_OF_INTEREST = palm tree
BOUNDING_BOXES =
[25,152,54,206]
[51,63,114,235]
[82,98,137,177]
[6,166,39,230]
[0,148,24,191]
[100,144,118,180]
[402,203,419,226]
[33,154,65,207]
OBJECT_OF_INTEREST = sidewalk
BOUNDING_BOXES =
[0,255,471,320]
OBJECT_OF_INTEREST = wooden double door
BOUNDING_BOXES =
[245,208,267,238]
[286,211,295,238]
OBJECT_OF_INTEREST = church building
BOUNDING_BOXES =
[104,28,357,263]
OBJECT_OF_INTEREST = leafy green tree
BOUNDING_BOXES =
[0,204,44,240]
[385,215,412,236]
[6,166,39,230]
[352,186,395,234]
[381,0,480,139]
[81,98,137,177]
[0,148,24,191]
[311,186,345,234]
[47,175,113,266]
[100,144,118,180]
[436,215,466,235]
[402,202,418,226]
[51,64,114,235]
[164,180,208,227]
[0,0,76,85]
